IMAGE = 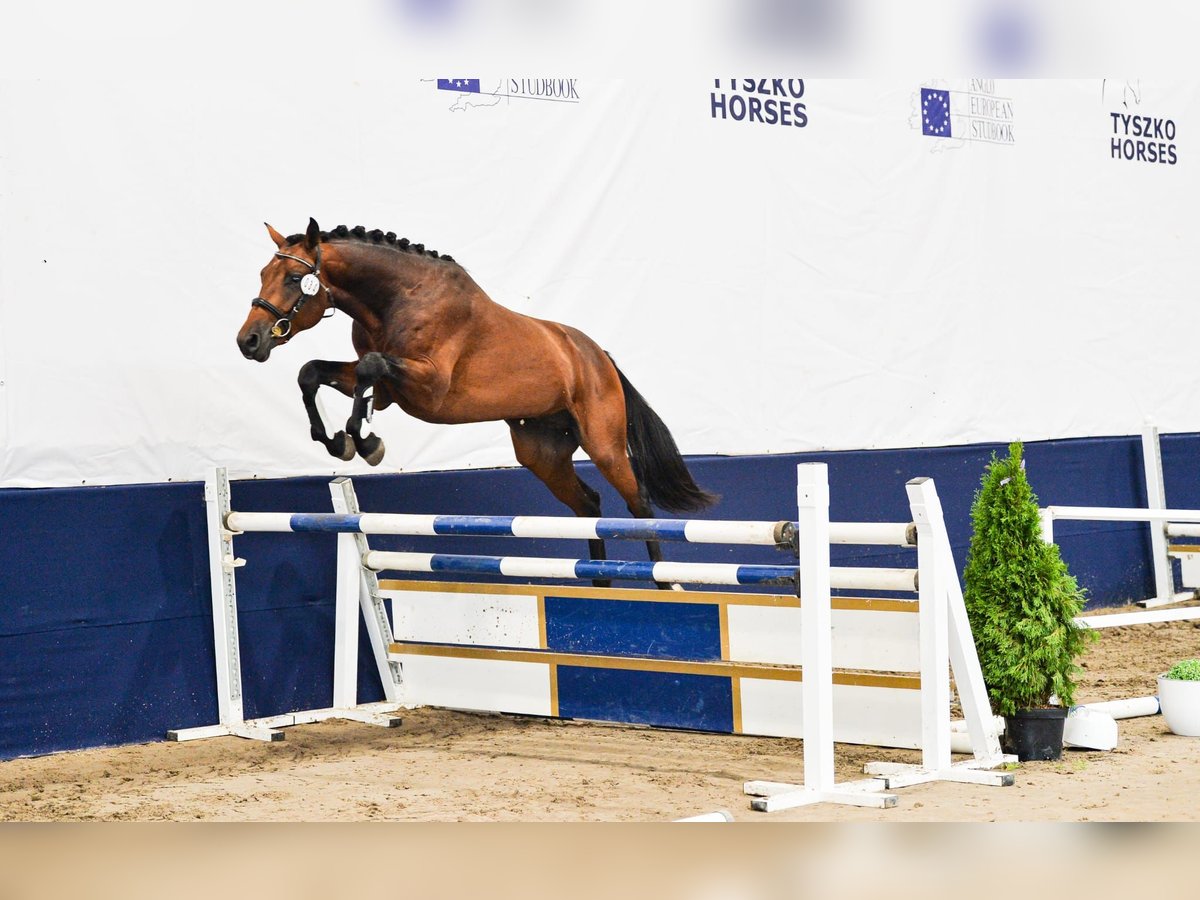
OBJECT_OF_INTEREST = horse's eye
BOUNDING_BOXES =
[288,274,302,283]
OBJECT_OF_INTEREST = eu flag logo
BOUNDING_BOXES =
[437,79,481,93]
[921,88,952,137]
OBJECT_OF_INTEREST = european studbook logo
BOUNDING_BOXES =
[921,88,951,137]
[427,77,580,112]
[436,78,481,93]
[913,80,1015,149]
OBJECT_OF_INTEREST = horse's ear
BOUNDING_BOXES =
[304,217,321,250]
[265,223,287,248]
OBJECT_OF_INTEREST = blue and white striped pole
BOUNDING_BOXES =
[361,550,796,586]
[360,549,918,592]
[225,512,914,548]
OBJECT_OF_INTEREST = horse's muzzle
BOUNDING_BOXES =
[237,326,273,362]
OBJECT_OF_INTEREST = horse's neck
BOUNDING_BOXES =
[326,244,438,325]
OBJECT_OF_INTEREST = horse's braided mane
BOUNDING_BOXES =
[284,224,456,263]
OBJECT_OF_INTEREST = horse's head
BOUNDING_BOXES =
[237,218,335,362]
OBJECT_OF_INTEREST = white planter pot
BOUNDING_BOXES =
[1157,675,1200,737]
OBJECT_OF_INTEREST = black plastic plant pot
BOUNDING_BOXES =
[1003,707,1068,761]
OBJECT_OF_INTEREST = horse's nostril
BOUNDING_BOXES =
[239,331,263,360]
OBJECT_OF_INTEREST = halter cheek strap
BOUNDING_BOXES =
[250,243,335,339]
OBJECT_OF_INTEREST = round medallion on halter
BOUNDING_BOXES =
[300,273,321,296]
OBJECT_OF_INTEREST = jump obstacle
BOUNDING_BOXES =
[1041,423,1200,628]
[1038,424,1200,733]
[172,464,1013,813]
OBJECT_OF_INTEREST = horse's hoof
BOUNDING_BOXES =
[329,431,356,461]
[356,434,386,466]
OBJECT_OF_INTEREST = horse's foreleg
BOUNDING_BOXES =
[298,360,358,461]
[346,351,406,466]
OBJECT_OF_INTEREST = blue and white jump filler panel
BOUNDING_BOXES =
[384,582,927,747]
[173,464,1014,813]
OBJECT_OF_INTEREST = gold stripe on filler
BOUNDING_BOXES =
[379,579,796,607]
[389,643,920,691]
[539,592,557,714]
[722,602,741,732]
[378,580,918,613]
[537,593,548,650]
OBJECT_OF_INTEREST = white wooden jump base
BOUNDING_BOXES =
[167,472,407,741]
[1041,423,1200,628]
[173,463,1012,813]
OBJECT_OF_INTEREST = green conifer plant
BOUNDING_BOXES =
[962,442,1095,717]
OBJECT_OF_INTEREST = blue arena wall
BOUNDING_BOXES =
[2,431,1198,761]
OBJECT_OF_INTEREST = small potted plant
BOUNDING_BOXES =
[962,442,1096,760]
[1158,659,1200,736]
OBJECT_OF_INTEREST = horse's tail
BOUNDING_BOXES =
[608,356,719,514]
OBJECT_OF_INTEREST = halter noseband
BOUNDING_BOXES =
[251,243,333,339]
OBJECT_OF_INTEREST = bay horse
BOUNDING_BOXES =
[236,218,717,584]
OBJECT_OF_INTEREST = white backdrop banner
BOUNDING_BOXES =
[1,74,1197,486]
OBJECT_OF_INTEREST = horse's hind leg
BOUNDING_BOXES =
[298,360,358,461]
[572,404,677,590]
[508,418,610,588]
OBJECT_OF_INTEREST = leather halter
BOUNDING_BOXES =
[251,243,334,339]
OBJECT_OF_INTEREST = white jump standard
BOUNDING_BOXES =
[176,464,1013,812]
[1042,504,1200,628]
[1041,423,1200,623]
[167,472,405,742]
[743,467,1012,812]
